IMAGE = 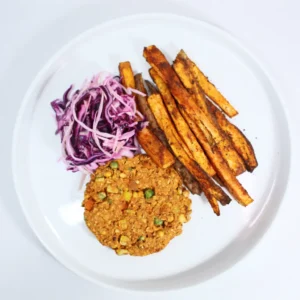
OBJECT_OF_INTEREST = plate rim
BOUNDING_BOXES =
[11,12,292,292]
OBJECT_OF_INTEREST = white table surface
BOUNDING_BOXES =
[1,0,299,299]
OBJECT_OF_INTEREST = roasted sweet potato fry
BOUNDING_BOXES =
[175,50,238,118]
[145,79,159,95]
[134,73,147,94]
[179,107,229,205]
[119,62,174,169]
[118,61,135,89]
[148,93,233,215]
[149,68,216,177]
[134,74,160,131]
[181,108,252,206]
[173,55,209,116]
[145,78,226,201]
[206,100,258,172]
[137,128,175,168]
[172,160,202,195]
[173,52,246,176]
[143,45,253,206]
[135,75,201,194]
[172,58,214,143]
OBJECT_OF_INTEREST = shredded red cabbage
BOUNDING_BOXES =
[51,73,147,173]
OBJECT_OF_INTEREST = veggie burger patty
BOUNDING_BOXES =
[83,154,192,256]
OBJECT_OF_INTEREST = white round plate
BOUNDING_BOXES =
[12,13,290,291]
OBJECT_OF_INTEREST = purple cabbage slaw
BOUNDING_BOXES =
[51,73,147,173]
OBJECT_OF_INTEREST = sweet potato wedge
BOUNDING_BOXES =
[118,61,135,89]
[175,49,238,117]
[134,74,159,129]
[119,62,175,169]
[145,79,159,95]
[173,55,209,116]
[181,106,252,206]
[148,93,233,215]
[143,45,253,206]
[206,100,258,172]
[173,52,246,176]
[137,128,175,168]
[179,108,229,205]
[171,159,202,195]
[149,68,216,177]
[135,75,201,194]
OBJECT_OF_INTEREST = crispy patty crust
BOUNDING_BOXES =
[83,155,191,256]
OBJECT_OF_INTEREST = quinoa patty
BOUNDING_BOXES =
[83,154,192,256]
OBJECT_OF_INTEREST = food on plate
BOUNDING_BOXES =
[149,67,216,177]
[118,61,135,89]
[178,106,229,194]
[145,79,159,95]
[136,127,175,168]
[174,49,238,118]
[52,43,257,225]
[148,92,231,215]
[83,155,191,256]
[172,53,209,116]
[206,100,258,172]
[134,74,158,130]
[118,61,175,169]
[135,74,202,195]
[143,45,254,207]
[173,54,246,176]
[50,74,147,173]
[49,41,259,256]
